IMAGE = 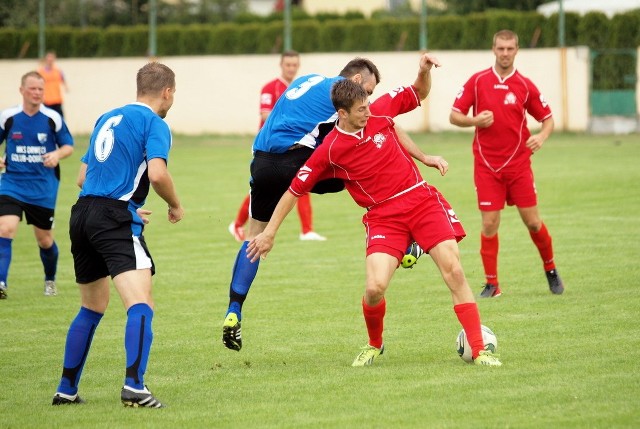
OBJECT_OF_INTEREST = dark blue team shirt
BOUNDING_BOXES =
[0,105,74,209]
[253,74,344,153]
[80,102,172,232]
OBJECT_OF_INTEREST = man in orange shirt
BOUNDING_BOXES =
[38,51,68,117]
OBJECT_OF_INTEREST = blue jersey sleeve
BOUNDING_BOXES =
[145,116,172,163]
[253,75,343,153]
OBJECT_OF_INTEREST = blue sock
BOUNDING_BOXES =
[57,307,103,395]
[40,241,58,281]
[0,237,12,285]
[124,303,154,390]
[227,241,260,320]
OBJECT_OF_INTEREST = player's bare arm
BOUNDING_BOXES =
[413,53,441,100]
[76,162,87,188]
[147,158,183,223]
[526,117,554,153]
[247,190,298,262]
[449,109,494,128]
[395,126,448,176]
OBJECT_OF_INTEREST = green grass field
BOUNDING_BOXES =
[1,132,639,428]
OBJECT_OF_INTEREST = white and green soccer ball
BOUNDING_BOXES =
[456,325,498,363]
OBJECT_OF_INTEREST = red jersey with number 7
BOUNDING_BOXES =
[452,67,552,172]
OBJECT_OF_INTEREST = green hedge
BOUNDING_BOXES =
[0,9,635,93]
[1,10,638,60]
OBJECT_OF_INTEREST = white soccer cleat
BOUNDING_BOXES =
[299,231,327,241]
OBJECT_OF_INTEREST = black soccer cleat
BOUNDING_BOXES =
[0,281,7,300]
[479,283,502,298]
[121,385,165,408]
[546,269,564,295]
[52,393,85,405]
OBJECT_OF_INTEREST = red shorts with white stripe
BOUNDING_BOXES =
[362,183,466,263]
[474,158,537,211]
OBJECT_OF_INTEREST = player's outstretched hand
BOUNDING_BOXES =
[424,155,449,176]
[247,233,274,262]
[420,53,441,71]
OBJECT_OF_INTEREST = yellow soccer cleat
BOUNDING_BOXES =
[352,344,384,367]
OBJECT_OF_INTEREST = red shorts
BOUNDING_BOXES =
[474,159,537,211]
[362,184,466,263]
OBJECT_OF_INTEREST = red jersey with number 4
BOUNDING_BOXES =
[259,77,289,128]
[289,85,424,209]
[452,67,552,172]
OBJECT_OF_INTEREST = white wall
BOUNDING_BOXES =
[0,48,590,136]
[301,0,445,17]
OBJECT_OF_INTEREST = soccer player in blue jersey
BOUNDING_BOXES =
[222,58,385,351]
[0,71,74,300]
[52,62,184,408]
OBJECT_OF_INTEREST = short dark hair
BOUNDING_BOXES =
[338,58,381,84]
[331,79,368,113]
[136,62,175,97]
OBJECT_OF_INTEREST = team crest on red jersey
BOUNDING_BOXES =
[504,92,517,105]
[373,133,386,149]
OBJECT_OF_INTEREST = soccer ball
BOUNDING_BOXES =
[456,325,498,363]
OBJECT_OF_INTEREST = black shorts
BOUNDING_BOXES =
[0,195,55,230]
[249,147,345,222]
[250,148,314,222]
[69,197,155,284]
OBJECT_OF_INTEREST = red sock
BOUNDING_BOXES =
[297,194,313,234]
[235,195,250,227]
[362,297,385,349]
[480,233,499,285]
[454,303,484,359]
[530,222,555,271]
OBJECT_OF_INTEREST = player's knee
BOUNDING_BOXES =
[364,282,386,303]
[441,263,466,288]
[524,220,542,232]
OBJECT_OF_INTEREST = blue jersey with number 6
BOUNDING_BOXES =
[253,74,344,154]
[80,102,171,216]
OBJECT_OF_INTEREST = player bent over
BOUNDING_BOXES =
[248,59,501,367]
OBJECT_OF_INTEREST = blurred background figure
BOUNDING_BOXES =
[38,51,69,118]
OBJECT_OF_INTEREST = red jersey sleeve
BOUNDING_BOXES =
[370,85,421,117]
[451,74,478,115]
[289,140,333,197]
[523,77,552,122]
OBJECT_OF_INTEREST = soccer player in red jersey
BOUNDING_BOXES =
[247,54,502,367]
[450,29,564,297]
[229,51,326,242]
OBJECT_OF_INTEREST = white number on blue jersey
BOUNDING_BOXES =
[94,115,123,162]
[285,75,325,100]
